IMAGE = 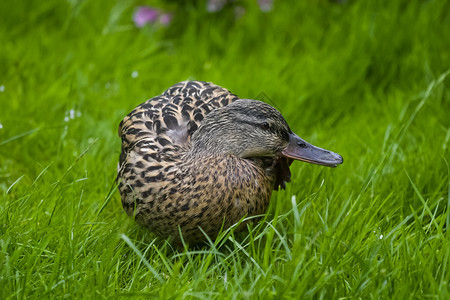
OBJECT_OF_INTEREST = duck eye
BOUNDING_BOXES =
[260,122,270,130]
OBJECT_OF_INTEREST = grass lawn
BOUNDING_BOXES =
[1,0,449,298]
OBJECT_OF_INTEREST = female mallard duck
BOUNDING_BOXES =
[118,81,343,244]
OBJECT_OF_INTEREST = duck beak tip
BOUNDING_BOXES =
[281,133,343,168]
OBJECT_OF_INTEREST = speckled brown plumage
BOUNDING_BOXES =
[117,81,343,244]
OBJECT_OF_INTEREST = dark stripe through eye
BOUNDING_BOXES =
[260,122,270,130]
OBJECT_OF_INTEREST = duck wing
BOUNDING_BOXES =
[118,80,239,170]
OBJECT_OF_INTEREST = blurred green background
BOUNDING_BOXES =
[0,0,449,298]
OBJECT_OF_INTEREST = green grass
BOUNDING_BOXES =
[1,0,449,298]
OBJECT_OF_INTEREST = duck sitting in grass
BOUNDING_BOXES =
[117,81,343,245]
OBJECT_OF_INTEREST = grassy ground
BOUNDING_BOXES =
[1,0,449,298]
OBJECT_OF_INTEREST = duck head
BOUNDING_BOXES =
[189,99,343,188]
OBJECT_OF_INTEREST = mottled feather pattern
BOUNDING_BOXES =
[119,81,238,155]
[115,79,334,244]
[116,80,338,244]
[118,81,274,242]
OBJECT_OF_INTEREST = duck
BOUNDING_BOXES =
[117,81,343,245]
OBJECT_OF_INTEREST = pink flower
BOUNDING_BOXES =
[207,0,227,12]
[159,13,172,26]
[258,0,274,12]
[133,6,159,28]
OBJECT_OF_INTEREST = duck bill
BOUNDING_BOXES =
[281,133,343,167]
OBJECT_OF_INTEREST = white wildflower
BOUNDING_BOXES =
[64,108,80,122]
